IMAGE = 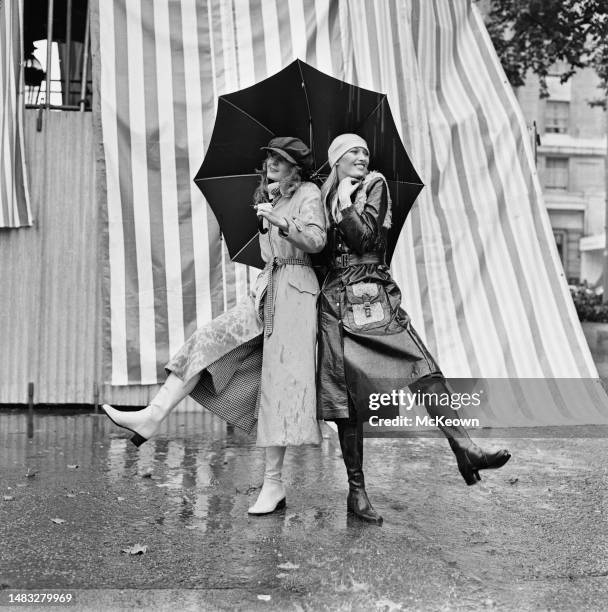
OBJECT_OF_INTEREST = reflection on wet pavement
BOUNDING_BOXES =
[3,409,608,610]
[0,411,349,536]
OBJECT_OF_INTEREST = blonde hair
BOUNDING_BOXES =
[320,165,340,227]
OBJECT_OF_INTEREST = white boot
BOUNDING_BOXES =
[248,446,287,515]
[102,373,199,446]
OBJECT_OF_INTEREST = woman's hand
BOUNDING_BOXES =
[255,203,289,231]
[337,177,360,209]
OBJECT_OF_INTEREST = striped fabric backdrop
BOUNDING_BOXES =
[0,0,31,228]
[93,0,601,403]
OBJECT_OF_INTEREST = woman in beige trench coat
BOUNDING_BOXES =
[102,136,326,516]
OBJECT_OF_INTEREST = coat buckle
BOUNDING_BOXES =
[340,254,349,267]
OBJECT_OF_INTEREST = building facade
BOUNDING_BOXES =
[515,69,607,285]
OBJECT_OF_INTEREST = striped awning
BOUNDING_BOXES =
[93,0,599,395]
[0,0,32,228]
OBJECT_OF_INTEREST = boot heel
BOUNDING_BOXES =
[456,453,479,486]
[130,433,147,447]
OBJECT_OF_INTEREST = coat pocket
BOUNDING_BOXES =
[288,273,319,296]
[343,281,392,332]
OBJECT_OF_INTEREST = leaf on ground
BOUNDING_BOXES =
[141,472,153,479]
[51,518,66,524]
[67,464,79,469]
[25,470,37,478]
[375,599,403,612]
[117,497,125,501]
[257,595,271,601]
[508,477,519,485]
[121,544,148,555]
[276,573,288,578]
[277,561,299,570]
[350,577,370,592]
[66,494,76,498]
[3,495,14,501]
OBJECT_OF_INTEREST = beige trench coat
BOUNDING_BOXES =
[254,181,326,447]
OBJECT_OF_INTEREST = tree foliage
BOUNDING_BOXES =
[480,0,608,104]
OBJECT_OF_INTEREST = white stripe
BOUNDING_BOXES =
[429,2,509,376]
[472,6,597,377]
[313,0,333,73]
[126,1,157,383]
[260,0,282,74]
[379,0,426,343]
[99,0,128,384]
[233,0,256,88]
[182,0,211,328]
[346,0,374,90]
[413,0,471,376]
[7,0,18,224]
[337,0,352,81]
[153,0,185,363]
[16,0,31,224]
[449,2,547,376]
[232,0,259,301]
[466,6,583,376]
[1,0,15,226]
[287,0,306,60]
[219,0,238,94]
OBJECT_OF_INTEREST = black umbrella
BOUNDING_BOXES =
[194,59,424,269]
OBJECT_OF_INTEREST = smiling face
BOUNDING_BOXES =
[265,153,293,182]
[335,147,370,181]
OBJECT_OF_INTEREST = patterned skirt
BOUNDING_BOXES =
[164,298,263,434]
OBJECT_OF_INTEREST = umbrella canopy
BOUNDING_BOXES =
[195,59,424,269]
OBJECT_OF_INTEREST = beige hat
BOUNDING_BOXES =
[327,133,369,168]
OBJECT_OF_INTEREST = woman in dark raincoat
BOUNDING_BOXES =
[317,134,511,525]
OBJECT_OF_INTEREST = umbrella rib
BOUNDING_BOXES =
[355,94,387,133]
[232,232,261,262]
[195,173,259,181]
[297,60,315,167]
[220,97,275,137]
[386,179,425,187]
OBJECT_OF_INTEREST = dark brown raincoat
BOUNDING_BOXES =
[316,172,441,420]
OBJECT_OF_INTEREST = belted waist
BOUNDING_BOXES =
[332,253,385,268]
[263,256,313,337]
[263,255,312,270]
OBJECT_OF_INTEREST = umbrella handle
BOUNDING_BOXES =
[258,216,268,234]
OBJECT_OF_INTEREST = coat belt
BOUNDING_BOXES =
[263,256,312,337]
[332,253,385,267]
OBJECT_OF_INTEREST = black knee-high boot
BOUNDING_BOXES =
[336,419,383,525]
[412,377,511,485]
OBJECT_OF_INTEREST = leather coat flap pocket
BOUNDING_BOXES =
[351,282,378,299]
[344,282,392,332]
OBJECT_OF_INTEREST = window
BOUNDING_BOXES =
[545,157,569,190]
[545,101,569,134]
[553,230,566,265]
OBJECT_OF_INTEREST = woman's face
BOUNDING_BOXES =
[265,154,292,182]
[335,147,369,180]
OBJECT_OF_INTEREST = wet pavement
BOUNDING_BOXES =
[1,409,608,611]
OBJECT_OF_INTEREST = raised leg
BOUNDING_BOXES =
[411,376,511,485]
[102,372,200,446]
